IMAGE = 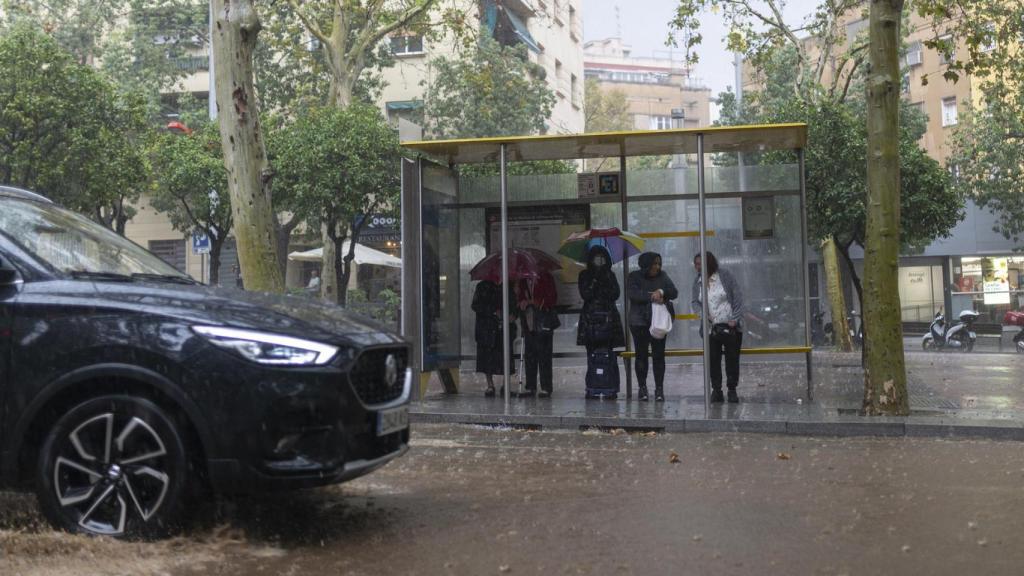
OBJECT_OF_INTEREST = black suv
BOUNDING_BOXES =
[0,186,410,537]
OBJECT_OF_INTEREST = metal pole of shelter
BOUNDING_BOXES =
[799,148,813,401]
[620,152,631,399]
[697,134,711,415]
[500,144,511,411]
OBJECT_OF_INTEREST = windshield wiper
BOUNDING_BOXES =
[131,273,198,285]
[69,270,134,282]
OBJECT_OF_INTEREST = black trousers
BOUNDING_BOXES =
[631,328,666,388]
[524,330,554,393]
[709,330,743,391]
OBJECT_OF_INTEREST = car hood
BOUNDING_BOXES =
[35,280,403,347]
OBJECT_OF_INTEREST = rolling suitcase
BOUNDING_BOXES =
[585,347,619,399]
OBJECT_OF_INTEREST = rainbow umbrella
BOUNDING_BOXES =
[557,227,645,264]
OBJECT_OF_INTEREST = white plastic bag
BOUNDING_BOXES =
[650,303,673,339]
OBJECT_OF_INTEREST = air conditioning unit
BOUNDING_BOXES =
[905,50,923,67]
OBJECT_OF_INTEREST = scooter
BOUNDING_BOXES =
[848,310,864,349]
[922,310,979,352]
[1002,310,1024,353]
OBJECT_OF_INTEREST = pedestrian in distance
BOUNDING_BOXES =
[628,252,678,402]
[517,272,559,398]
[691,251,745,403]
[472,280,517,397]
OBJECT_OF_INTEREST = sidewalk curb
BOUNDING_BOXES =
[410,412,1024,441]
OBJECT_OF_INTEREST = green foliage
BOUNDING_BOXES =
[748,97,962,255]
[584,77,631,133]
[271,104,401,229]
[913,2,1023,87]
[948,101,1024,247]
[150,121,231,255]
[2,0,208,117]
[0,23,150,232]
[425,37,555,139]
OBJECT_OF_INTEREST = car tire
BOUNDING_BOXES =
[36,395,190,539]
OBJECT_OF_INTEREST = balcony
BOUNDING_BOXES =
[172,55,210,73]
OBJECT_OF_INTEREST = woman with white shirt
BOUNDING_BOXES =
[691,252,745,403]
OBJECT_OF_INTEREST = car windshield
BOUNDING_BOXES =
[0,198,188,278]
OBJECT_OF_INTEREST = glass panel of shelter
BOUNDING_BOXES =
[440,146,808,407]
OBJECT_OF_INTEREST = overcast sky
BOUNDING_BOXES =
[582,0,820,118]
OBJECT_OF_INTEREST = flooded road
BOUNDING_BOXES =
[3,423,1024,575]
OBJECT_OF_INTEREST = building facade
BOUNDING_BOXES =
[582,37,711,131]
[379,0,586,135]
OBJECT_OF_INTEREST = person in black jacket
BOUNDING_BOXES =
[577,245,626,351]
[628,252,678,401]
[472,280,516,397]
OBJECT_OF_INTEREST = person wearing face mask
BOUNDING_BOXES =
[577,246,625,398]
[691,251,745,403]
[628,252,678,401]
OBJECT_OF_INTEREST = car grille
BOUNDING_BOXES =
[348,348,407,405]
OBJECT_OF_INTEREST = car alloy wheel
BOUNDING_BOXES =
[37,395,188,538]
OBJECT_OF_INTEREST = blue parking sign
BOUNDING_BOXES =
[192,232,211,255]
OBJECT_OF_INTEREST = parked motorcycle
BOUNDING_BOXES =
[922,310,979,352]
[1003,310,1024,354]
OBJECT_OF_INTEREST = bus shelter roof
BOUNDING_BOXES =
[401,123,807,165]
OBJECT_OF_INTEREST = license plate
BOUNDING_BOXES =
[377,406,408,436]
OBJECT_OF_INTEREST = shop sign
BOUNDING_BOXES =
[577,173,621,199]
[984,280,1011,305]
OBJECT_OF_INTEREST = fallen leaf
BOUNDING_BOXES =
[500,565,511,573]
[777,452,792,460]
[669,451,681,464]
[610,428,626,436]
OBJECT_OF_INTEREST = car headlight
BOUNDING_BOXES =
[192,326,339,366]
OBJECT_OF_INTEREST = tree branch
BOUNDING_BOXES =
[287,0,330,45]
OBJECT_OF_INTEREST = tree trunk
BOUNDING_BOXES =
[822,238,854,352]
[209,235,225,286]
[338,235,359,307]
[320,221,340,304]
[274,216,299,281]
[862,0,908,416]
[212,0,284,293]
[836,241,865,313]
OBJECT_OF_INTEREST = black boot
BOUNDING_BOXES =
[710,389,725,403]
[727,388,739,403]
[638,384,649,401]
[654,385,665,402]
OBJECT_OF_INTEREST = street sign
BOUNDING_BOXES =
[192,232,211,255]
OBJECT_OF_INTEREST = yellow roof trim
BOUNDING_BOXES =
[401,123,808,164]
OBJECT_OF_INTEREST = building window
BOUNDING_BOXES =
[938,35,954,64]
[390,35,424,55]
[941,97,958,126]
[905,41,923,66]
[982,23,997,52]
[901,73,910,94]
[148,239,187,273]
[650,115,671,130]
[570,74,579,107]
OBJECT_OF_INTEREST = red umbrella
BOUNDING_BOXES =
[470,248,561,283]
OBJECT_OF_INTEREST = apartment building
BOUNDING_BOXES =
[380,0,585,135]
[583,37,711,131]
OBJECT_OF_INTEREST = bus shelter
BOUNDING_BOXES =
[400,124,811,415]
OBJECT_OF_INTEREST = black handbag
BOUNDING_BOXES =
[711,323,735,339]
[541,309,561,331]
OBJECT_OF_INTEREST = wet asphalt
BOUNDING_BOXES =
[2,423,1024,576]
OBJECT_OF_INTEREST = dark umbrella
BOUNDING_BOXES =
[470,248,561,283]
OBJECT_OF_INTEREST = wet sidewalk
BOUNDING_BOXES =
[410,350,1024,440]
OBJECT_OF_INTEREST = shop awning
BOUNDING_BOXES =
[401,123,808,164]
[386,100,423,112]
[288,243,402,268]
